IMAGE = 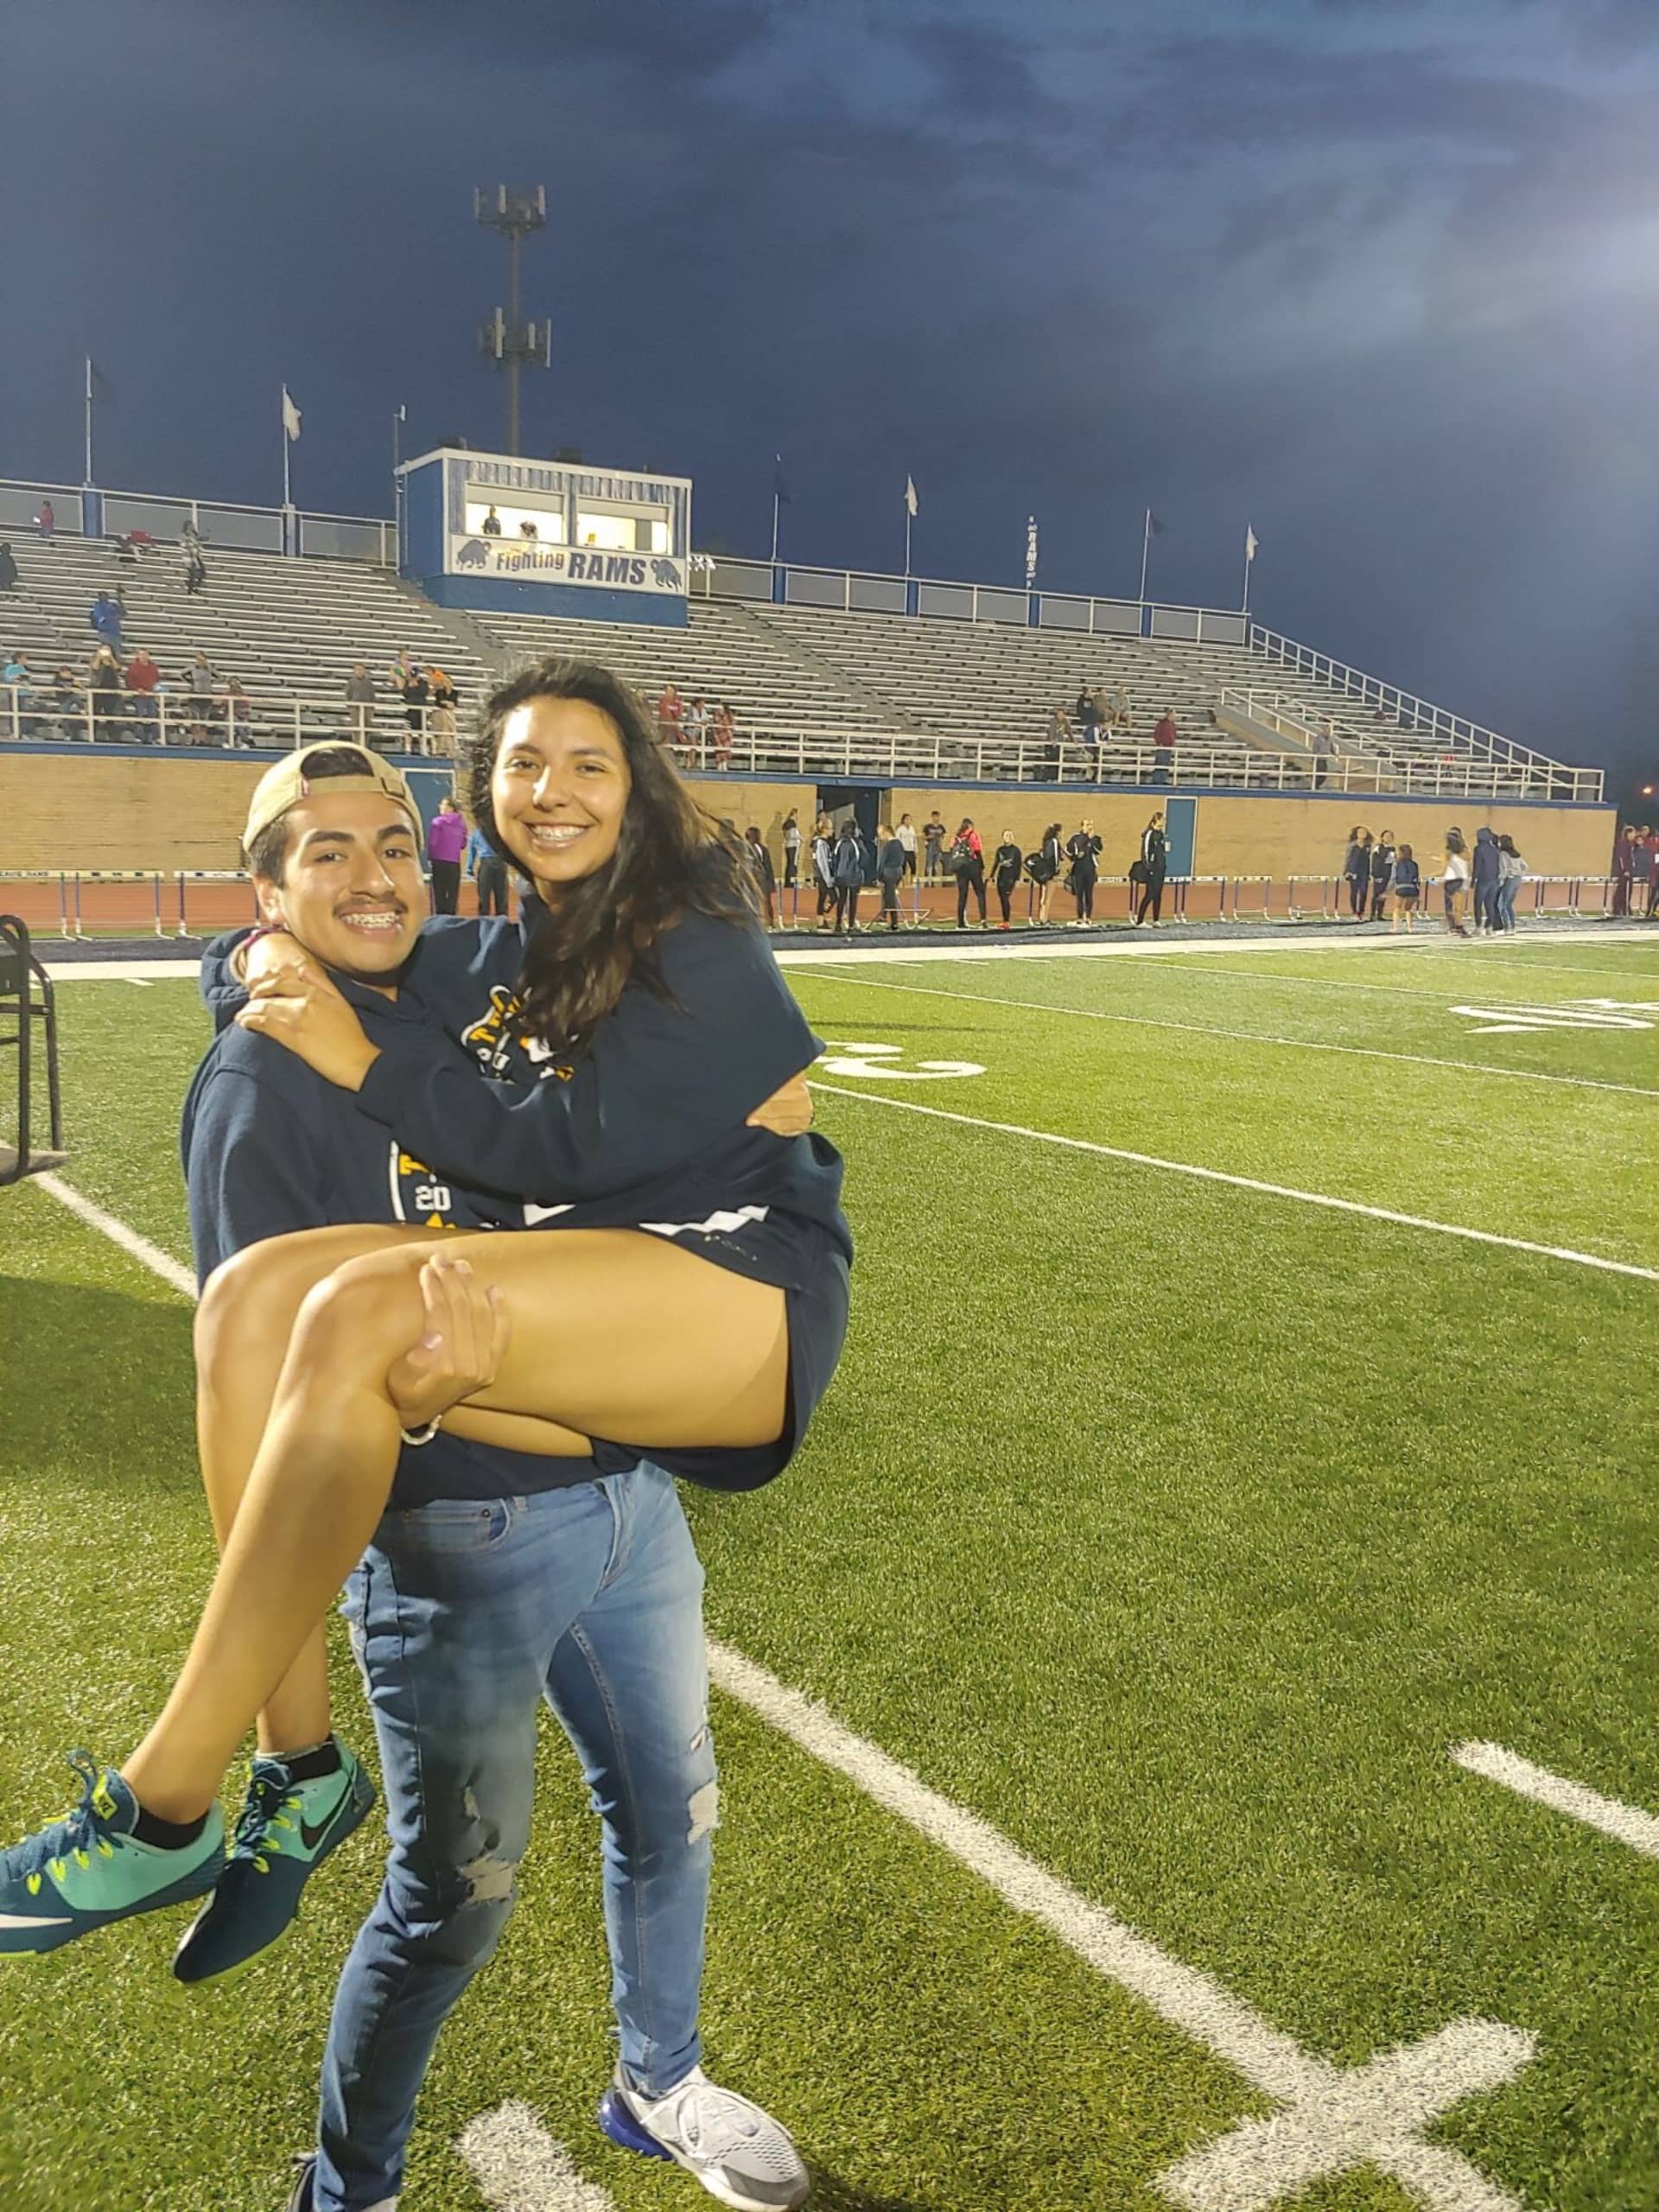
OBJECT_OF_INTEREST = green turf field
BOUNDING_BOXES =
[2,932,1656,2212]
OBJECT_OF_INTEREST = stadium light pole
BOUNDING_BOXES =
[475,186,550,456]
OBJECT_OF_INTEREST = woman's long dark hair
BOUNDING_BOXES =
[468,657,754,1048]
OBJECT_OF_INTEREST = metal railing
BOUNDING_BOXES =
[0,867,1632,943]
[1244,620,1598,795]
[1213,689,1599,801]
[0,684,1615,802]
[0,478,394,564]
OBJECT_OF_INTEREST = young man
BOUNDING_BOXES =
[158,747,809,2209]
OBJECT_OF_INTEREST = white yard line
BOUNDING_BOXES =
[797,969,1657,1100]
[458,2103,622,2211]
[1452,1742,1659,1860]
[28,1169,1537,2212]
[808,1084,1659,1281]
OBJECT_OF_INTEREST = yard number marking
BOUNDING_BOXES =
[1449,998,1657,1036]
[816,1038,985,1079]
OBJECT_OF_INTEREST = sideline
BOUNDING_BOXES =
[796,969,1659,1101]
[808,1084,1659,1281]
[26,1171,1536,2212]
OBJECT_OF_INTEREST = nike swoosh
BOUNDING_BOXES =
[298,1798,348,1852]
[0,1910,73,1928]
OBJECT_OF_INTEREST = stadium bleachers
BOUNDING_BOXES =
[0,525,1596,797]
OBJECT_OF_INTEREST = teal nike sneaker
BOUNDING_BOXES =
[172,1744,375,1986]
[0,1751,225,1956]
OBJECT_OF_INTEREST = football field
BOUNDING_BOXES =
[2,930,1656,2212]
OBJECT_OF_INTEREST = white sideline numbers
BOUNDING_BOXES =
[816,1039,985,1080]
[1449,998,1656,1036]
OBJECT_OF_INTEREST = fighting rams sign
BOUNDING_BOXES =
[448,537,685,595]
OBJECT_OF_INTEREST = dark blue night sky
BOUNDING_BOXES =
[5,0,1658,789]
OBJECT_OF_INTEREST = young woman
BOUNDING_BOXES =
[1495,834,1525,932]
[1341,826,1370,920]
[875,821,906,933]
[895,812,918,881]
[1033,821,1063,926]
[991,831,1023,930]
[1389,843,1421,932]
[781,809,801,891]
[811,810,836,928]
[1440,828,1471,936]
[0,658,853,1968]
[830,817,865,933]
[1065,820,1102,926]
[1369,829,1395,923]
[1134,812,1167,925]
[952,817,987,929]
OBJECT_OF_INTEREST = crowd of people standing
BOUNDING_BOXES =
[1339,823,1527,934]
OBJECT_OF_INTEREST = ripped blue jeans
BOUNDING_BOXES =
[315,1465,715,2212]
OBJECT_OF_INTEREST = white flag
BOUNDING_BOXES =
[1244,525,1258,563]
[904,474,918,518]
[282,386,302,442]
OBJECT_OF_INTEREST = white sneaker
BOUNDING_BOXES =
[598,2065,810,2209]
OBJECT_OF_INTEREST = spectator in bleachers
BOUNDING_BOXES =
[1152,707,1178,785]
[923,810,947,883]
[781,810,802,888]
[1389,844,1421,931]
[2,651,31,738]
[1341,827,1370,919]
[1066,819,1103,925]
[1311,718,1336,789]
[124,645,160,740]
[830,818,865,934]
[1107,684,1132,732]
[1090,687,1110,741]
[811,811,836,927]
[656,682,684,758]
[48,664,84,738]
[951,817,987,931]
[1076,686,1099,748]
[345,663,377,742]
[426,792,467,914]
[0,543,18,592]
[427,666,458,755]
[1369,828,1395,921]
[35,499,54,544]
[743,824,779,928]
[683,695,709,765]
[894,812,917,880]
[467,819,511,917]
[89,645,124,740]
[712,701,736,771]
[184,543,207,595]
[1048,704,1073,752]
[991,831,1022,930]
[1133,811,1168,925]
[222,676,251,749]
[90,590,124,656]
[401,664,429,750]
[481,505,503,536]
[186,650,216,741]
[518,516,539,540]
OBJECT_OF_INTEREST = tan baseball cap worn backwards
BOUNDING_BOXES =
[242,743,422,857]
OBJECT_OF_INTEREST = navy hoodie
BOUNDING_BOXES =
[183,969,628,1508]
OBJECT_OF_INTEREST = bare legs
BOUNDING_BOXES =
[125,1226,787,1821]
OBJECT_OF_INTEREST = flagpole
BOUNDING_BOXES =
[770,488,780,564]
[904,504,912,579]
[84,358,94,486]
[282,388,292,510]
[1242,543,1252,616]
[1138,506,1151,605]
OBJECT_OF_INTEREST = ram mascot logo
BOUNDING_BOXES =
[461,984,572,1080]
[454,537,490,569]
[651,556,683,590]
